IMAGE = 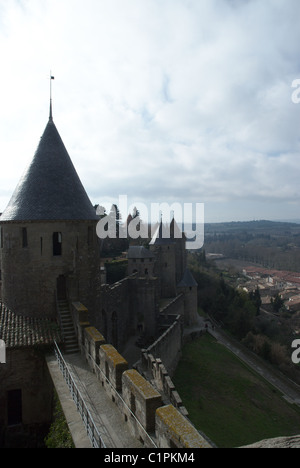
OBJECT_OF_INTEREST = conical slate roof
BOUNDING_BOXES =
[0,116,98,222]
[177,268,198,287]
[149,218,185,246]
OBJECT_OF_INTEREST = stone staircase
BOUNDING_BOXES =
[57,300,80,354]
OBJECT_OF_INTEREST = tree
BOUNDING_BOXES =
[226,291,256,339]
[109,204,123,238]
[271,293,285,313]
[249,287,262,315]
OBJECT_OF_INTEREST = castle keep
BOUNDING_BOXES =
[0,105,206,448]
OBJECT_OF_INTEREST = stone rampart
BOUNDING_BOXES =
[99,344,128,392]
[122,369,162,435]
[84,326,105,371]
[156,404,212,449]
[144,314,183,376]
[159,293,184,317]
[70,301,212,449]
[140,354,188,417]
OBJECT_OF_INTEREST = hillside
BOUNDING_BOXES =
[173,334,300,448]
[203,220,300,272]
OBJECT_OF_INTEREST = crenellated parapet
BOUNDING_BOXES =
[156,404,212,449]
[69,301,212,449]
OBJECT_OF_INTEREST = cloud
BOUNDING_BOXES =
[0,0,300,222]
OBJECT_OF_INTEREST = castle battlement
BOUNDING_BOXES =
[70,300,212,449]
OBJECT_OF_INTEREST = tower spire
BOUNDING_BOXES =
[49,72,54,121]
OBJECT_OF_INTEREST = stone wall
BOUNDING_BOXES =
[84,326,105,371]
[145,314,183,376]
[139,354,188,417]
[151,244,177,298]
[96,278,132,351]
[70,301,212,449]
[0,347,53,447]
[0,220,100,318]
[95,275,158,352]
[156,405,211,449]
[122,369,162,433]
[159,293,184,318]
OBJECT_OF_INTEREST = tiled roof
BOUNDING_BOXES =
[0,302,61,349]
[0,117,98,222]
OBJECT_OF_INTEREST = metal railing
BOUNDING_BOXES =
[54,341,106,448]
[89,352,157,448]
[54,340,157,448]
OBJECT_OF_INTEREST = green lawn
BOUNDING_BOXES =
[173,334,300,448]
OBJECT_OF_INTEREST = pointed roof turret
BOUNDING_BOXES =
[0,115,98,222]
[149,217,185,246]
[149,220,175,246]
[177,268,198,288]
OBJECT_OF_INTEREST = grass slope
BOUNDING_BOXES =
[173,334,300,448]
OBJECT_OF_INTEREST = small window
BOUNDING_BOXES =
[53,232,62,256]
[7,389,22,426]
[22,228,28,248]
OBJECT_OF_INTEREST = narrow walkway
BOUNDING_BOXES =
[47,351,143,449]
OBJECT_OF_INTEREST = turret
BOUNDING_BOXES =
[0,109,100,318]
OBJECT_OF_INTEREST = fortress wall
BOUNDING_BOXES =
[84,326,105,372]
[71,301,90,352]
[140,354,188,417]
[122,369,162,435]
[99,344,128,394]
[0,347,54,446]
[156,405,212,449]
[145,314,183,376]
[128,277,158,338]
[97,279,132,350]
[159,293,184,318]
[70,301,212,449]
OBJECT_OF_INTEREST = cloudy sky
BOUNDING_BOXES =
[0,0,300,223]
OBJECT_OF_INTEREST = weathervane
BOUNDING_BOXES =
[49,72,55,120]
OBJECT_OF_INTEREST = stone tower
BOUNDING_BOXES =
[177,268,199,326]
[0,105,100,319]
[149,218,186,298]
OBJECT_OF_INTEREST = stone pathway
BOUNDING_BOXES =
[47,351,143,448]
